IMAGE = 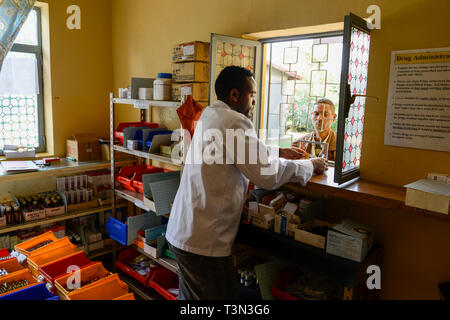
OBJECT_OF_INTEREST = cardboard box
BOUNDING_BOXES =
[171,82,209,101]
[172,61,209,82]
[405,179,449,215]
[67,134,101,161]
[294,220,333,250]
[251,213,275,230]
[326,219,374,262]
[172,41,210,63]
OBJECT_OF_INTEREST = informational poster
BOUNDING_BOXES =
[384,48,450,152]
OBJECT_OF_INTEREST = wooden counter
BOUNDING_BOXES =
[285,167,449,222]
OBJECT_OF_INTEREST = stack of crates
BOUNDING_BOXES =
[171,41,210,107]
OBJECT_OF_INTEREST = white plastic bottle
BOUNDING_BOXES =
[153,73,172,101]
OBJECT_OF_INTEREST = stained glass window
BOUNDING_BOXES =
[342,27,370,172]
[215,42,255,82]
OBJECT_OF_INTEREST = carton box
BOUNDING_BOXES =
[326,219,374,262]
[172,61,209,83]
[274,213,300,237]
[171,82,209,101]
[172,41,210,63]
[66,134,101,162]
[294,220,333,250]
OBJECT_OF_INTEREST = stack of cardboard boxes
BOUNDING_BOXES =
[171,41,210,107]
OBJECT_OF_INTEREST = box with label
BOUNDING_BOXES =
[172,41,210,63]
[294,220,333,250]
[172,62,209,83]
[66,133,101,161]
[171,82,209,101]
[326,219,375,262]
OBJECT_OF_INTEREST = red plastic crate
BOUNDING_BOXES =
[132,168,173,194]
[148,266,179,300]
[39,251,94,294]
[271,268,301,300]
[0,248,10,260]
[114,122,158,145]
[115,247,154,287]
[116,165,165,193]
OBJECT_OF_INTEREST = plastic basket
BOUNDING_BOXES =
[0,248,10,260]
[0,269,38,297]
[54,261,112,300]
[67,274,129,300]
[133,168,172,194]
[148,266,178,300]
[145,131,173,148]
[15,231,58,257]
[113,292,136,300]
[271,267,301,300]
[39,251,94,294]
[0,258,25,276]
[115,247,154,287]
[0,282,58,300]
[114,122,158,145]
[117,165,164,193]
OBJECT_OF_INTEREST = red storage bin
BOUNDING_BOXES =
[115,247,154,287]
[148,266,179,300]
[0,248,10,261]
[132,168,173,194]
[114,122,158,145]
[271,268,301,300]
[116,165,165,193]
[38,251,94,294]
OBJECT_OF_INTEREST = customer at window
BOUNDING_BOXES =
[292,99,337,161]
[166,66,327,300]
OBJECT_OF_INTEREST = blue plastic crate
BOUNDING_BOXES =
[0,283,58,300]
[145,131,173,148]
[106,217,128,246]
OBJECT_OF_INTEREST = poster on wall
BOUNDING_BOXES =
[384,47,450,152]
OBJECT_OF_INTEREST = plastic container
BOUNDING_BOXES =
[113,293,136,300]
[0,258,25,276]
[115,247,154,286]
[54,261,112,300]
[144,130,173,149]
[0,269,38,297]
[0,282,59,300]
[153,73,172,101]
[38,251,94,294]
[0,248,10,260]
[15,231,58,257]
[106,213,162,246]
[116,164,165,193]
[148,266,179,300]
[114,122,158,145]
[67,274,129,300]
[133,168,172,194]
[271,268,301,300]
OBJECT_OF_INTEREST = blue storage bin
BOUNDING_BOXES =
[135,128,168,150]
[0,283,58,300]
[106,213,162,246]
[145,131,173,148]
[145,224,167,243]
[106,217,128,246]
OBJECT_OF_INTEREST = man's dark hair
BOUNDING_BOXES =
[215,66,254,102]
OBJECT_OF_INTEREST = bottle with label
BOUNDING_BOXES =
[5,205,13,225]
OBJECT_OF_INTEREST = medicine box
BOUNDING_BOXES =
[294,220,333,250]
[325,219,374,262]
[172,41,210,63]
[171,82,209,102]
[172,61,209,82]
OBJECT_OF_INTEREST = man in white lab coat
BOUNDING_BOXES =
[166,66,327,300]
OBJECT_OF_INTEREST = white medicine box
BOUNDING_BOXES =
[325,219,374,263]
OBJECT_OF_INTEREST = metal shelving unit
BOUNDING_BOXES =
[109,92,183,278]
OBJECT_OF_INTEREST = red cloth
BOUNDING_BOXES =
[176,95,204,138]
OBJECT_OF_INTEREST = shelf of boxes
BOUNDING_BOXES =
[113,145,181,167]
[134,245,178,275]
[112,98,181,109]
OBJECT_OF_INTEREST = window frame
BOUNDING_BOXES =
[3,7,46,153]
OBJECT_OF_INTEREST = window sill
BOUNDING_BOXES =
[285,167,449,222]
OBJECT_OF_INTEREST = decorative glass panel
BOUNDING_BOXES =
[283,47,299,64]
[312,43,328,63]
[0,94,38,148]
[310,70,327,97]
[342,27,370,172]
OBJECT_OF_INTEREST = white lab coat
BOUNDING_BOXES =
[166,101,314,257]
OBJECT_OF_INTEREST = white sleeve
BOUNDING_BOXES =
[226,117,314,190]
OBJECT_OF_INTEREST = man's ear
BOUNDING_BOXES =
[332,113,337,121]
[229,89,240,103]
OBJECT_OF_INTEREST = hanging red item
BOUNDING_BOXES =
[176,95,205,139]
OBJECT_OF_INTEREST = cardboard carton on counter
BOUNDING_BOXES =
[66,133,101,161]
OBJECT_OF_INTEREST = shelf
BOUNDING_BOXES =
[0,202,127,235]
[113,145,182,166]
[115,188,155,212]
[117,271,161,300]
[0,158,135,183]
[113,98,181,109]
[236,223,382,289]
[135,245,178,275]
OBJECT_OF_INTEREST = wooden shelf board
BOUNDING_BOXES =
[113,145,182,166]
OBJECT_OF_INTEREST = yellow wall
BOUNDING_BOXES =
[111,0,450,300]
[40,0,113,156]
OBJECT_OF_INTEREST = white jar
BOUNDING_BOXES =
[153,73,172,101]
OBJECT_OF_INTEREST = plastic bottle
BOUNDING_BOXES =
[153,73,172,101]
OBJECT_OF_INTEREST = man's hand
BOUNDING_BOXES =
[310,157,328,175]
[279,147,309,160]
